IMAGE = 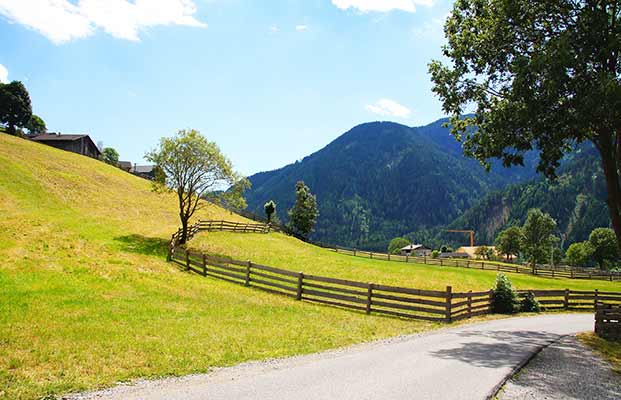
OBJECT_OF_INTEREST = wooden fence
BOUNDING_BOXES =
[169,246,621,323]
[595,304,621,339]
[331,246,621,282]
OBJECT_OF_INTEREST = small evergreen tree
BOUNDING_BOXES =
[264,200,276,223]
[492,274,519,314]
[287,181,319,238]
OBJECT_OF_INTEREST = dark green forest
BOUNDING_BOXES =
[244,119,608,251]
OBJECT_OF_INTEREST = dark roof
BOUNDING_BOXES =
[118,161,132,169]
[31,134,88,141]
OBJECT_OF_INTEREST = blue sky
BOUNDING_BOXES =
[0,0,453,175]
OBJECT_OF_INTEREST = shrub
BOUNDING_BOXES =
[492,274,519,314]
[388,237,410,255]
[431,250,440,259]
[520,291,541,313]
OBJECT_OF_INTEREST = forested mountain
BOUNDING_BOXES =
[245,119,540,249]
[448,144,609,249]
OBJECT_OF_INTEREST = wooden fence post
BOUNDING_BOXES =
[564,288,569,310]
[594,289,599,310]
[423,255,427,264]
[202,254,207,276]
[296,272,304,300]
[370,252,373,259]
[467,290,472,319]
[406,254,409,263]
[387,253,391,261]
[445,286,453,323]
[440,259,443,267]
[481,261,484,269]
[245,261,252,286]
[488,290,494,313]
[353,248,356,256]
[185,250,190,271]
[366,283,374,315]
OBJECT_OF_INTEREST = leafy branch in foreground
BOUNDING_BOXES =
[146,129,249,244]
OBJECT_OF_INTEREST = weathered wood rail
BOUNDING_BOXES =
[169,246,621,323]
[331,246,621,282]
[595,304,621,339]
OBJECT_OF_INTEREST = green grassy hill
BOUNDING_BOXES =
[0,135,429,400]
[1,134,618,399]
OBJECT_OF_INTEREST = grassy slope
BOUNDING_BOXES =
[578,333,621,374]
[192,232,621,292]
[0,135,429,400]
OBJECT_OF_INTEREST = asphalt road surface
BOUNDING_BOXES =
[67,314,593,400]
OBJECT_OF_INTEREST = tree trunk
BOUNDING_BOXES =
[599,144,621,254]
[179,216,188,245]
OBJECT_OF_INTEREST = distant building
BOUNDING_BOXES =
[132,164,156,180]
[117,161,132,172]
[400,244,432,257]
[31,133,101,159]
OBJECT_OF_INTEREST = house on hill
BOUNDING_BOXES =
[118,161,132,172]
[400,244,432,257]
[132,164,156,180]
[31,133,101,159]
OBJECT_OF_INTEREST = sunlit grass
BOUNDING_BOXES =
[191,231,621,293]
[0,135,434,400]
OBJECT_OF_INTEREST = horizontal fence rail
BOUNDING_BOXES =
[331,246,621,282]
[169,245,621,323]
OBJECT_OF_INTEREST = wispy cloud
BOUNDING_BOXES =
[0,0,207,44]
[0,64,8,83]
[332,0,433,13]
[365,98,411,118]
[412,13,448,41]
[269,25,279,34]
[295,24,308,32]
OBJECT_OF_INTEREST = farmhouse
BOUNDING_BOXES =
[400,244,432,257]
[118,161,132,172]
[31,133,101,159]
[456,246,505,260]
[132,164,157,180]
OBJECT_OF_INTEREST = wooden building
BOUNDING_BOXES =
[31,133,101,159]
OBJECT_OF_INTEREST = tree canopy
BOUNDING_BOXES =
[495,226,521,261]
[564,241,594,267]
[521,209,557,269]
[589,227,619,268]
[0,81,32,135]
[429,1,621,252]
[146,129,249,244]
[388,237,410,255]
[26,114,46,136]
[288,181,319,239]
[102,147,120,166]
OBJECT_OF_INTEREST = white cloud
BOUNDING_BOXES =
[412,13,448,41]
[365,98,411,118]
[269,25,279,34]
[332,0,433,13]
[295,24,308,31]
[0,64,8,83]
[0,0,206,44]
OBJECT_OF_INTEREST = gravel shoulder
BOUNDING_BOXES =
[499,335,621,400]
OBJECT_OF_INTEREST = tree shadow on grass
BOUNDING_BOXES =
[114,234,170,258]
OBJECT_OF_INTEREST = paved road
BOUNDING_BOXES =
[68,314,592,400]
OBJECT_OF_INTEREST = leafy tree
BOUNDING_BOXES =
[429,1,621,254]
[264,200,276,223]
[431,250,440,259]
[146,129,248,244]
[492,274,519,314]
[102,147,120,166]
[388,237,410,255]
[495,226,521,261]
[440,245,453,253]
[589,228,619,269]
[521,209,557,271]
[25,114,46,135]
[287,181,319,238]
[564,241,594,267]
[0,81,32,135]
